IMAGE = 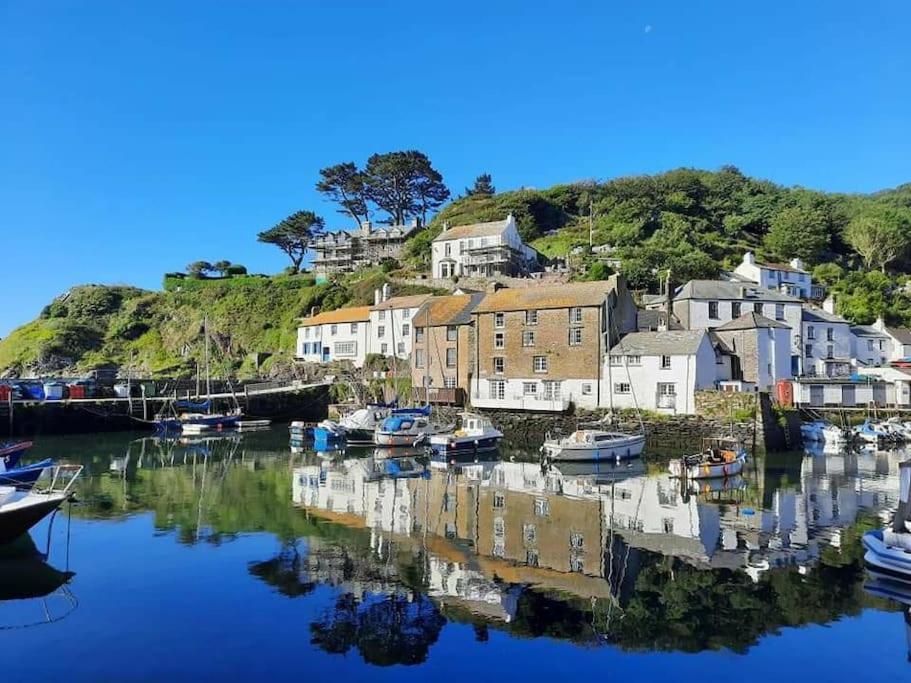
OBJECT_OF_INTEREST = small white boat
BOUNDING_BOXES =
[669,438,747,479]
[429,413,503,456]
[0,464,82,545]
[541,429,645,462]
[800,420,847,444]
[374,414,450,447]
[864,459,911,582]
[236,419,272,431]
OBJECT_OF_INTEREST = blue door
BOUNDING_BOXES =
[322,347,330,362]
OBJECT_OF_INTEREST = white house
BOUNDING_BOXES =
[872,318,911,362]
[367,290,432,361]
[658,280,803,375]
[713,313,791,391]
[850,324,892,367]
[801,301,853,377]
[733,251,819,300]
[296,305,371,367]
[431,214,539,279]
[605,330,721,414]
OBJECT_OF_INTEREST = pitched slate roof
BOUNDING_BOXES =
[885,327,911,345]
[610,330,707,356]
[413,293,485,327]
[851,325,890,338]
[433,217,511,242]
[802,306,849,324]
[674,280,801,303]
[757,260,806,273]
[299,306,372,326]
[474,280,617,313]
[636,309,682,331]
[370,294,432,311]
[715,312,790,331]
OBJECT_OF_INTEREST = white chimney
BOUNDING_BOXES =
[873,316,886,332]
[822,295,836,314]
[382,283,390,302]
[374,288,381,306]
[743,251,755,265]
[361,220,372,235]
[789,257,804,271]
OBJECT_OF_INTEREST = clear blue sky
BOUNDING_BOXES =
[1,1,909,336]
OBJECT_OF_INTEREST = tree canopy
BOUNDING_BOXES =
[316,162,369,226]
[257,210,325,272]
[466,173,495,197]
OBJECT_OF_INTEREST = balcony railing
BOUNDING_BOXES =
[471,392,569,412]
[412,387,465,405]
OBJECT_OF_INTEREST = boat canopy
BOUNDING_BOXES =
[380,415,420,432]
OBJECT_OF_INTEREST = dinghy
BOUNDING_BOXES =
[669,437,747,479]
[864,459,911,582]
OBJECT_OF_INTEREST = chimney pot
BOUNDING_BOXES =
[374,289,381,306]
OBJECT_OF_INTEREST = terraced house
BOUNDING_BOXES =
[470,277,636,411]
[296,306,372,367]
[410,292,485,406]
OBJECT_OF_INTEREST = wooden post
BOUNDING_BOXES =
[142,384,148,421]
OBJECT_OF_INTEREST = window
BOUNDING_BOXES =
[658,383,676,396]
[610,355,622,366]
[867,339,874,351]
[523,382,538,396]
[570,307,583,324]
[444,376,457,389]
[753,302,763,314]
[804,344,813,357]
[570,556,584,573]
[415,327,424,342]
[493,541,505,558]
[731,301,741,318]
[526,310,538,325]
[350,323,358,333]
[494,332,505,349]
[377,325,385,338]
[330,324,338,336]
[403,308,410,319]
[614,383,631,394]
[662,518,675,534]
[494,517,505,536]
[402,323,410,337]
[526,550,539,567]
[570,532,584,550]
[582,383,592,395]
[660,355,671,369]
[444,243,452,256]
[826,327,834,342]
[446,325,457,342]
[493,357,505,374]
[523,524,537,543]
[494,312,505,328]
[569,328,582,346]
[826,344,834,359]
[807,326,815,340]
[708,301,719,319]
[378,310,386,321]
[415,349,425,368]
[493,492,505,509]
[533,356,548,373]
[397,342,405,355]
[334,341,356,356]
[523,330,536,347]
[534,498,550,517]
[626,355,641,366]
[543,381,561,401]
[446,348,457,368]
[304,327,311,339]
[775,304,785,321]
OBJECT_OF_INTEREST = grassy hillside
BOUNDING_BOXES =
[0,271,435,379]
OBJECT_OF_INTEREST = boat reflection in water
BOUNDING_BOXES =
[286,445,910,656]
[0,535,77,630]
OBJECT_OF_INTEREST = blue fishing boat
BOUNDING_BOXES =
[0,441,33,469]
[0,459,54,490]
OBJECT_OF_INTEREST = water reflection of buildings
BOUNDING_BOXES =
[292,449,907,610]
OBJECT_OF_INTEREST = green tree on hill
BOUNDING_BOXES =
[213,260,232,276]
[844,205,911,272]
[764,205,830,263]
[466,173,495,196]
[187,261,213,278]
[364,150,450,225]
[316,162,370,226]
[258,210,325,273]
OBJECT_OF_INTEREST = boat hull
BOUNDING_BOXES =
[430,435,501,456]
[542,435,645,462]
[0,494,67,545]
[863,530,911,582]
[0,459,54,490]
[669,454,746,479]
[0,442,32,469]
[344,428,376,445]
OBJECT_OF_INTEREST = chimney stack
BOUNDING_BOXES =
[790,257,804,271]
[873,316,886,332]
[744,251,755,265]
[822,295,836,315]
[374,288,381,306]
[663,269,673,331]
[382,283,390,302]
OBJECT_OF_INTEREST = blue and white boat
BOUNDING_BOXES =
[0,441,32,470]
[375,413,449,447]
[864,459,911,582]
[0,459,54,490]
[429,413,503,456]
[854,419,893,444]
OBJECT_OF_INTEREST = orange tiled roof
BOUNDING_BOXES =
[298,305,371,326]
[413,294,483,326]
[474,280,617,313]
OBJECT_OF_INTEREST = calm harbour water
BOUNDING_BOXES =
[4,428,910,681]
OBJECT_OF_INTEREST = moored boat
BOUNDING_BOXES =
[0,441,33,469]
[863,459,911,582]
[429,413,503,456]
[0,464,82,545]
[669,437,747,479]
[375,413,450,447]
[542,429,645,462]
[0,459,55,490]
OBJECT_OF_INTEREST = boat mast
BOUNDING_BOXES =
[204,314,212,404]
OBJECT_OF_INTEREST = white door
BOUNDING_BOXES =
[657,383,677,409]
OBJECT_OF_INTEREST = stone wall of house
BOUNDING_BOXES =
[695,389,758,418]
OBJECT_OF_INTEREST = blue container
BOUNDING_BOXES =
[22,384,45,401]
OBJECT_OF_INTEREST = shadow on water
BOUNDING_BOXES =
[15,428,911,663]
